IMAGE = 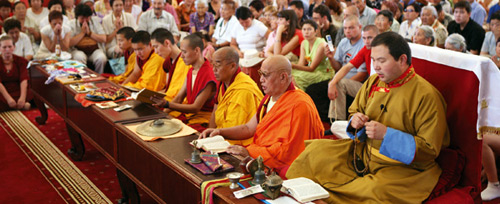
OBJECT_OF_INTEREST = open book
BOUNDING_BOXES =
[130,88,166,104]
[282,177,329,203]
[191,135,230,153]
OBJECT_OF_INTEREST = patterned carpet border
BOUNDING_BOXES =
[0,110,112,204]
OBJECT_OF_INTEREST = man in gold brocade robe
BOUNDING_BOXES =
[286,32,450,203]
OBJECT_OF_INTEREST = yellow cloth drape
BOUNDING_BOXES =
[164,57,191,101]
[108,52,136,84]
[123,53,166,91]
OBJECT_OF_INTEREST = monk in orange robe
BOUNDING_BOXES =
[201,55,324,169]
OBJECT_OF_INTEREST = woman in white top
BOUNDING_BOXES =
[102,0,137,58]
[230,6,270,57]
[27,0,49,21]
[35,11,71,59]
[39,0,70,30]
[1,19,34,60]
[398,3,422,41]
[124,0,142,23]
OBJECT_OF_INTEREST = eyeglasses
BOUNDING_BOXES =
[258,69,285,78]
[404,9,415,12]
[213,61,232,69]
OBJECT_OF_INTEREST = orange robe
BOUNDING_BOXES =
[247,84,324,169]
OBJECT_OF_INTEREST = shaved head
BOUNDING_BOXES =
[263,55,292,77]
[260,55,292,98]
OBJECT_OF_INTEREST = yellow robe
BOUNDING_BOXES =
[286,68,450,203]
[215,72,263,146]
[164,56,191,101]
[108,52,136,84]
[123,53,166,91]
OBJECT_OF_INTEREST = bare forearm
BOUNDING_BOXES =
[19,80,28,100]
[90,32,107,43]
[219,124,254,140]
[70,32,86,47]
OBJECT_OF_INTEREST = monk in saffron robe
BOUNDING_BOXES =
[201,55,324,169]
[108,27,136,84]
[200,47,263,146]
[0,36,32,111]
[152,34,216,125]
[286,32,450,203]
[151,28,191,101]
[122,31,166,91]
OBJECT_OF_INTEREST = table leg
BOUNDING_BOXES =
[66,124,85,161]
[33,96,48,125]
[117,169,140,204]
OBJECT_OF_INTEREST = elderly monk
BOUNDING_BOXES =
[122,31,167,91]
[201,55,324,169]
[286,32,450,203]
[151,28,190,101]
[200,47,263,146]
[152,34,216,125]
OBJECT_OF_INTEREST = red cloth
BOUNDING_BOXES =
[241,62,262,91]
[281,29,304,57]
[163,54,180,89]
[0,55,32,111]
[136,50,154,70]
[349,46,371,75]
[186,59,216,112]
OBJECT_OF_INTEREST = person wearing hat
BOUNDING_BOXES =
[199,55,324,169]
[138,0,179,40]
[199,47,263,146]
[151,34,216,126]
[69,3,107,73]
[239,49,264,90]
[150,28,190,102]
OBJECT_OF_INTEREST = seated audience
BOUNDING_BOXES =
[421,5,448,48]
[8,1,40,52]
[190,0,215,36]
[150,28,189,101]
[398,3,421,41]
[289,0,308,28]
[287,32,450,203]
[447,0,485,54]
[138,0,180,40]
[102,0,137,58]
[490,38,500,68]
[39,0,70,32]
[123,0,141,23]
[324,0,343,29]
[0,36,32,111]
[35,11,71,59]
[200,47,264,146]
[413,25,436,46]
[152,34,216,125]
[94,0,112,18]
[230,6,270,56]
[291,20,332,90]
[69,4,107,73]
[108,27,135,84]
[430,0,451,14]
[199,55,324,169]
[249,0,264,20]
[375,10,393,33]
[326,15,367,121]
[266,10,303,61]
[176,0,196,32]
[63,0,75,19]
[212,0,238,49]
[481,11,500,57]
[381,1,400,32]
[435,4,453,27]
[1,19,33,60]
[468,0,486,26]
[312,4,337,40]
[122,31,166,90]
[334,5,359,47]
[327,25,378,122]
[27,0,49,21]
[258,5,275,28]
[207,0,220,21]
[0,1,12,31]
[353,0,376,27]
[445,33,468,53]
[261,8,278,58]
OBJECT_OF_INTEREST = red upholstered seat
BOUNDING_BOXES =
[413,58,481,204]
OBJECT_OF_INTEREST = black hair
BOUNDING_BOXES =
[302,19,318,30]
[75,3,92,17]
[277,10,298,42]
[193,31,211,42]
[235,6,253,20]
[131,30,151,44]
[117,26,135,39]
[110,0,123,7]
[183,33,204,51]
[0,0,11,9]
[433,3,442,13]
[377,10,394,23]
[29,0,43,6]
[249,0,264,12]
[313,4,332,23]
[496,35,500,45]
[3,18,21,33]
[48,0,63,10]
[48,10,63,22]
[289,0,304,10]
[13,1,26,10]
[491,10,500,22]
[454,1,471,14]
[371,32,411,65]
[406,2,421,14]
[151,28,175,44]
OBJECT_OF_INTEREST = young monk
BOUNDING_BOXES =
[122,31,166,91]
[108,27,135,84]
[151,34,216,125]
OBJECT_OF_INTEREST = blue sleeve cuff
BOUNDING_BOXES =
[346,118,367,142]
[379,127,416,165]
